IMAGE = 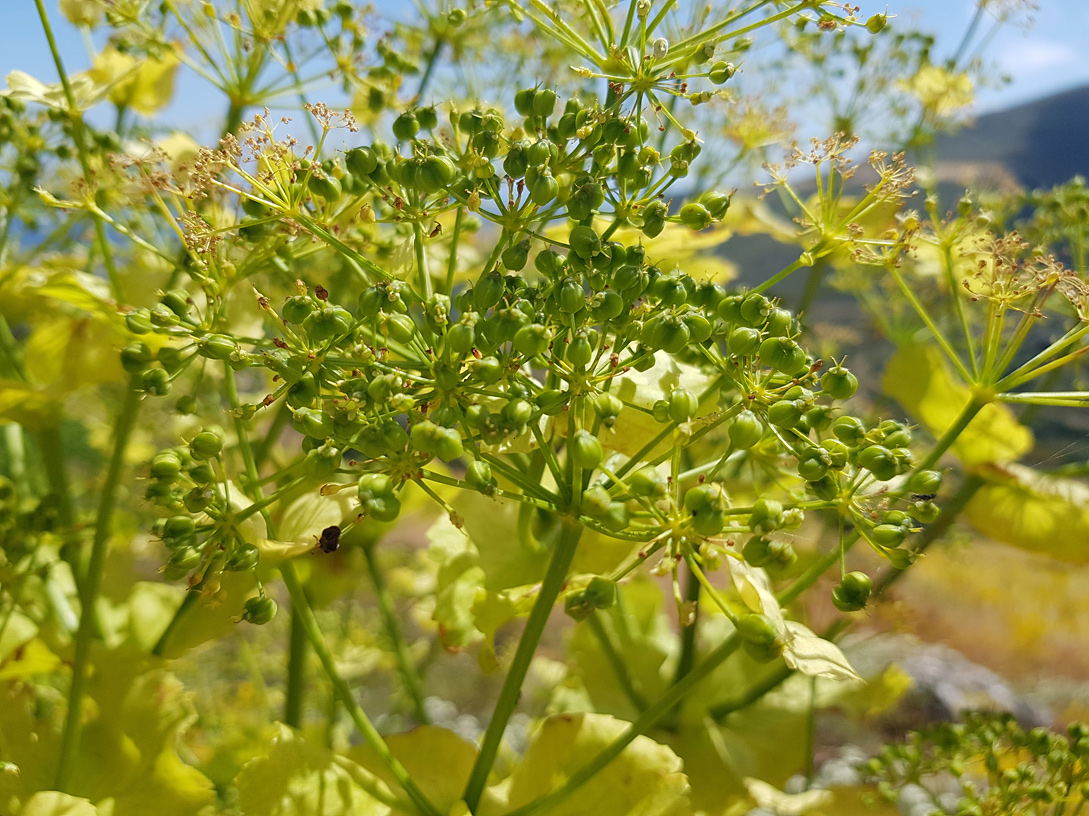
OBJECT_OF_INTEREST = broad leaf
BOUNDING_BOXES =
[18,791,98,816]
[965,462,1089,562]
[481,713,692,816]
[236,725,390,816]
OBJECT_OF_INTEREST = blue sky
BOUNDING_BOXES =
[5,0,1089,133]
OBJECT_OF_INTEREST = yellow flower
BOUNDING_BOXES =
[90,47,180,115]
[900,64,974,117]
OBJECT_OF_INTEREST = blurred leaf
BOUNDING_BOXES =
[882,342,1033,466]
[823,664,913,719]
[744,778,832,815]
[2,70,111,111]
[965,462,1089,562]
[347,726,478,815]
[0,381,62,428]
[782,622,861,683]
[158,571,258,659]
[236,725,390,816]
[0,639,61,681]
[58,0,103,26]
[90,47,179,115]
[603,354,717,458]
[0,609,37,661]
[480,712,692,816]
[24,317,126,392]
[18,791,98,816]
[569,578,675,720]
[0,647,213,815]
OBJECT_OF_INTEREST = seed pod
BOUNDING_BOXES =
[569,429,603,470]
[820,365,859,400]
[680,202,712,230]
[729,410,763,449]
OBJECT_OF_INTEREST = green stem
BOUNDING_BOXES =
[416,38,444,99]
[280,561,441,816]
[33,0,123,302]
[500,542,848,816]
[35,427,75,530]
[362,541,431,725]
[284,610,308,728]
[55,385,142,789]
[887,264,974,385]
[588,613,647,711]
[462,520,583,812]
[706,663,792,721]
[671,565,701,685]
[915,397,987,473]
[151,589,200,657]
[444,207,465,296]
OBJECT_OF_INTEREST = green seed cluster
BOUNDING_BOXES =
[862,712,1089,815]
[131,87,941,621]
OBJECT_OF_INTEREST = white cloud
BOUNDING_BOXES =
[997,38,1084,76]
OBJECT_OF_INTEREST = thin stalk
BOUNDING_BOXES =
[887,264,975,385]
[941,241,978,377]
[414,221,433,299]
[994,322,1089,391]
[283,610,307,728]
[416,38,445,100]
[280,562,442,816]
[224,367,439,815]
[444,207,465,295]
[35,428,75,531]
[55,385,141,789]
[588,613,647,711]
[152,589,201,657]
[751,253,814,296]
[708,663,792,720]
[462,520,583,812]
[33,0,123,301]
[362,541,431,725]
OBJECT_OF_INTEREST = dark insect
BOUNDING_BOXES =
[317,525,341,553]
[911,493,937,502]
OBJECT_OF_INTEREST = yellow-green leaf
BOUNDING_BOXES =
[0,640,61,681]
[882,342,1033,466]
[744,778,832,815]
[236,725,390,816]
[965,462,1089,563]
[18,791,98,816]
[480,712,692,816]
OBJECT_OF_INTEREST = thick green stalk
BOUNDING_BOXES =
[55,385,141,789]
[280,562,441,816]
[462,520,583,812]
[362,541,431,725]
[671,566,701,685]
[914,397,987,473]
[284,610,308,728]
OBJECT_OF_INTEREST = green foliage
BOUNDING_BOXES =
[0,0,1085,814]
